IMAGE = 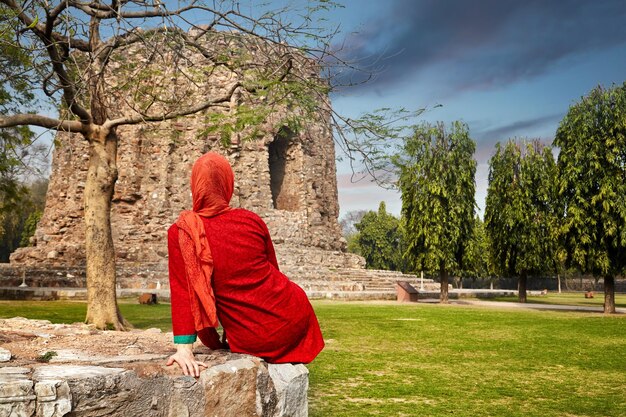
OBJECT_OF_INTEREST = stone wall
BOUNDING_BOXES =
[9,30,358,275]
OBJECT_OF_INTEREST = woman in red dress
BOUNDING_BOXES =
[166,152,324,376]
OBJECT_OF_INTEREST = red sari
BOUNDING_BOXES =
[168,153,323,364]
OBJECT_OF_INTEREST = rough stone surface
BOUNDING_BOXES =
[0,348,11,363]
[9,32,350,274]
[268,363,309,417]
[0,318,309,417]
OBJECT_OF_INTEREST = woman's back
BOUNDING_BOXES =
[169,208,324,363]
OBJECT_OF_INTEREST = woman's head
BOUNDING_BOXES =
[190,152,234,216]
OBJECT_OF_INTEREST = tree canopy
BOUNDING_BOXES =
[554,83,626,313]
[462,215,490,282]
[0,4,40,212]
[394,121,476,302]
[354,202,407,272]
[484,140,558,302]
[0,178,48,261]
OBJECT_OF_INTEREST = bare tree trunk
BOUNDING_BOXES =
[518,271,527,303]
[604,275,616,314]
[439,263,449,304]
[557,274,561,293]
[83,127,129,329]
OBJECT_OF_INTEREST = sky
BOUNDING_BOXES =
[324,0,626,219]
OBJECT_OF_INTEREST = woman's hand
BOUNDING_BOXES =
[166,344,208,377]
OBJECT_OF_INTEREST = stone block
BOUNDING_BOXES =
[268,363,309,417]
[1,322,309,417]
[0,371,35,417]
[138,293,157,304]
[34,380,72,417]
[0,348,11,362]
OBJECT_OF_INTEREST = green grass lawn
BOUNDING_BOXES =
[483,291,626,309]
[0,299,173,331]
[1,299,624,416]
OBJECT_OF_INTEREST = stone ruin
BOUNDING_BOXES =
[0,317,309,416]
[2,29,423,297]
[8,30,361,282]
[9,89,357,272]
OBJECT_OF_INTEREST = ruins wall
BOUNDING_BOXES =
[9,30,364,280]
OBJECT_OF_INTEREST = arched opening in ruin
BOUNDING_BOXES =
[268,129,301,211]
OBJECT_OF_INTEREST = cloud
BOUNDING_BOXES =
[474,113,563,143]
[334,0,626,95]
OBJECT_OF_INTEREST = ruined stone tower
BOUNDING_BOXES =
[9,31,364,286]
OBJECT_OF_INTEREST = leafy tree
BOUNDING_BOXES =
[340,210,368,237]
[19,209,42,247]
[0,179,48,261]
[0,0,406,328]
[0,5,38,213]
[394,121,476,302]
[339,209,367,255]
[462,215,490,285]
[354,202,406,271]
[554,83,626,314]
[484,140,557,302]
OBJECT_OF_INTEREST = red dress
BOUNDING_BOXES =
[168,208,324,364]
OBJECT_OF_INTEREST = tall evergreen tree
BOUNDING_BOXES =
[462,215,490,285]
[555,83,626,313]
[394,121,476,303]
[484,140,557,302]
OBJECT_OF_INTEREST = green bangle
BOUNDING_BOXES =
[174,334,197,344]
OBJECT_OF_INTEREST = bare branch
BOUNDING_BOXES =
[1,0,92,122]
[67,0,197,19]
[0,114,85,133]
[105,82,242,128]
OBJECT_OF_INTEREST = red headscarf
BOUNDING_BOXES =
[176,152,234,331]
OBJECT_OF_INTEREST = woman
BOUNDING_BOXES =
[166,152,324,377]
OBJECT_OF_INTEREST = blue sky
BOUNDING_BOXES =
[324,0,626,218]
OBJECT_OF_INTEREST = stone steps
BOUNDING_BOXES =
[0,262,443,301]
[304,290,397,300]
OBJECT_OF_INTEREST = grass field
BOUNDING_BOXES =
[482,292,626,309]
[1,299,624,416]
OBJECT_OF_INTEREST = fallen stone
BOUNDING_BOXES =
[138,293,157,304]
[0,348,11,362]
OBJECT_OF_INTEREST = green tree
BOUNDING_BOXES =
[0,4,38,213]
[484,140,557,302]
[19,209,43,247]
[462,215,490,286]
[339,209,368,256]
[0,179,48,261]
[394,121,476,303]
[354,202,406,271]
[554,83,626,314]
[0,0,404,328]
